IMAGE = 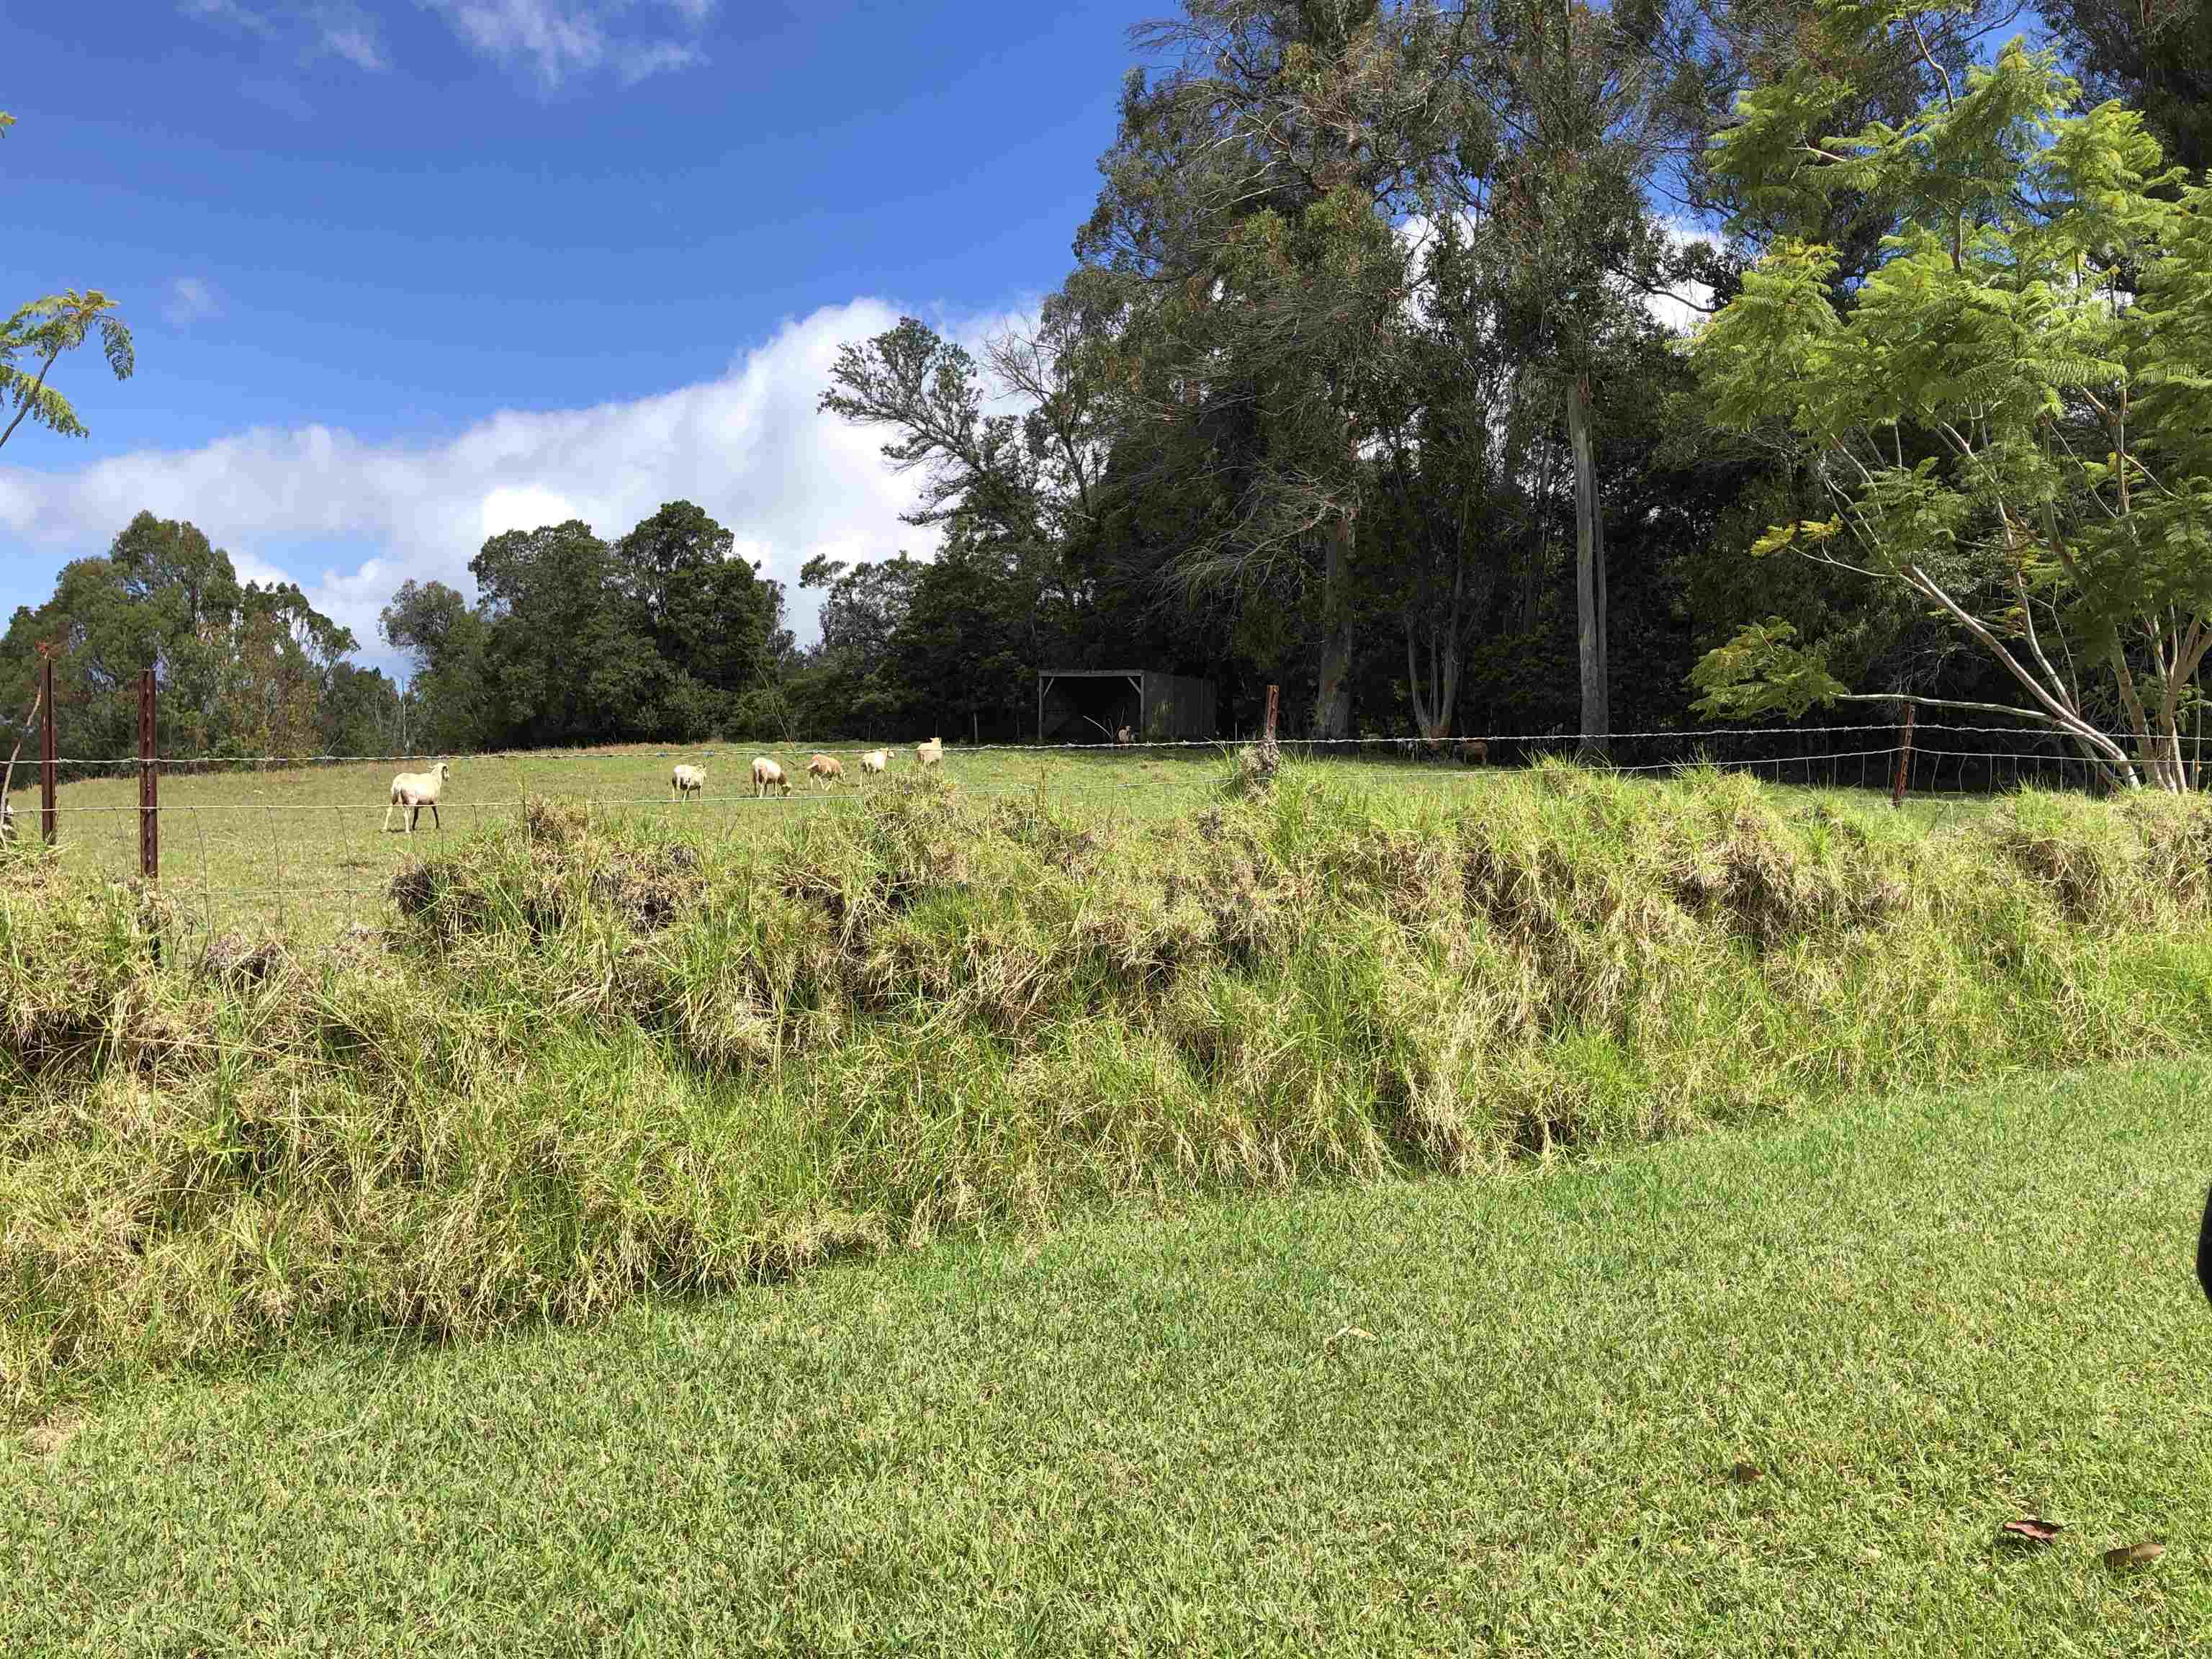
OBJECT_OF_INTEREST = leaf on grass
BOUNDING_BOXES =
[1999,1517,2064,1546]
[1727,1462,1764,1485]
[1321,1324,1376,1352]
[2103,1541,2164,1570]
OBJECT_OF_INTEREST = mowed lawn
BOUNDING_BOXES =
[7,1059,2208,1656]
[7,739,1996,942]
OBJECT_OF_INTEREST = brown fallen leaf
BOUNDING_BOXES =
[2103,1541,2164,1570]
[1321,1324,1377,1352]
[1727,1462,1764,1485]
[1999,1517,2065,1547]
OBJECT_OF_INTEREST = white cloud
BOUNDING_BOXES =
[318,14,390,72]
[423,0,715,90]
[180,0,391,73]
[163,277,223,330]
[0,299,1013,659]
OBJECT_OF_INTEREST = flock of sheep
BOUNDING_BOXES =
[377,738,951,833]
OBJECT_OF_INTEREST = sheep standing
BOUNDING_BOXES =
[671,763,706,801]
[383,761,451,834]
[1116,726,1133,746]
[916,737,944,770]
[858,748,889,779]
[1459,737,1489,765]
[752,757,792,799]
[0,794,12,844]
[806,753,844,789]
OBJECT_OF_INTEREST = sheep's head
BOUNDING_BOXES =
[436,762,451,784]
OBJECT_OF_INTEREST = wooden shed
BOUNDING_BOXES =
[1036,667,1219,743]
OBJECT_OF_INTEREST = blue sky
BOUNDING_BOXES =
[1,1,1147,660]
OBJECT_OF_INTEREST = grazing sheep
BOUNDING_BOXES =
[751,756,792,799]
[806,752,844,788]
[858,748,889,778]
[671,763,706,801]
[1116,726,1133,746]
[1459,737,1488,765]
[383,761,451,834]
[916,736,944,770]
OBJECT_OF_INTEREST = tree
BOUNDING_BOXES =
[1691,24,2212,790]
[1,513,356,763]
[611,499,782,717]
[2041,0,2211,174]
[379,579,493,753]
[2,114,132,454]
[1070,0,1485,739]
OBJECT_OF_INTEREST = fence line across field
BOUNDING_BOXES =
[24,718,2194,771]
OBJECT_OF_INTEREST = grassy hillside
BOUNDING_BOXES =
[7,1059,2208,1655]
[4,757,2211,1415]
[5,739,1990,943]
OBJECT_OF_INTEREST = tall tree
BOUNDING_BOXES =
[1072,0,1482,738]
[1691,23,2212,790]
[2041,0,2212,174]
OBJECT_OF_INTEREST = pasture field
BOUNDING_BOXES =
[6,1058,2208,1655]
[6,739,1994,943]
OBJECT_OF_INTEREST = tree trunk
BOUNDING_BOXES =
[1313,508,1355,740]
[1566,373,1609,757]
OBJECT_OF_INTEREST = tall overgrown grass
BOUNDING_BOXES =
[6,760,2211,1413]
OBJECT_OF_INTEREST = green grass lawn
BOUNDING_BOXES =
[6,739,1997,943]
[8,1058,2207,1657]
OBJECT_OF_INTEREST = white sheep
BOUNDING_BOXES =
[858,748,889,778]
[1116,726,1133,746]
[0,794,12,844]
[915,736,944,770]
[671,763,706,801]
[806,752,844,789]
[752,756,792,799]
[383,761,451,834]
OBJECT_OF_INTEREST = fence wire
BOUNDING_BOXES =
[3,724,2203,945]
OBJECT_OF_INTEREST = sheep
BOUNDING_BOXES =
[916,736,944,770]
[670,763,706,801]
[806,752,844,789]
[383,761,451,834]
[1116,726,1133,746]
[751,756,792,799]
[0,794,12,844]
[1459,737,1489,765]
[858,748,889,778]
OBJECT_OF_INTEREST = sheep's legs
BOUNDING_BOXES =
[428,801,439,832]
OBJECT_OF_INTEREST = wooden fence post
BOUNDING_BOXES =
[39,655,58,845]
[1891,701,1915,809]
[139,667,159,880]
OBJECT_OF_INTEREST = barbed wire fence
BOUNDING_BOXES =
[3,667,2203,945]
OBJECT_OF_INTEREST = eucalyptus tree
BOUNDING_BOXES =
[1071,0,1486,738]
[1690,16,2212,791]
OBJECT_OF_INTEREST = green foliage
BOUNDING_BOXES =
[0,513,367,763]
[0,290,132,451]
[1689,617,1851,717]
[1692,22,2212,786]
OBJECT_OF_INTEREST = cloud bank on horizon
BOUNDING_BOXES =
[0,298,1027,662]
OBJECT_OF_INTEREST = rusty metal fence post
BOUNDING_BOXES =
[1891,701,1915,809]
[138,667,159,880]
[39,655,57,845]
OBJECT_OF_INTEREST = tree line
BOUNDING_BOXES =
[6,0,2211,777]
